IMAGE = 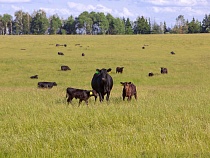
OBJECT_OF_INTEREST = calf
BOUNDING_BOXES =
[38,82,57,89]
[120,82,137,101]
[61,66,71,71]
[161,67,168,74]
[66,87,98,106]
[58,52,64,55]
[116,67,124,73]
[30,75,38,79]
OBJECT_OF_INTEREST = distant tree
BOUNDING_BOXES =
[125,18,133,34]
[49,14,62,34]
[2,14,13,34]
[96,12,109,34]
[172,15,188,34]
[77,11,93,34]
[63,15,76,34]
[188,17,201,33]
[30,10,49,35]
[151,21,162,34]
[201,14,210,33]
[0,15,4,35]
[134,16,150,34]
[13,10,23,35]
[106,13,115,34]
[163,21,168,33]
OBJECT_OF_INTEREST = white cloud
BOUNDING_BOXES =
[0,0,30,3]
[11,5,23,11]
[145,0,208,6]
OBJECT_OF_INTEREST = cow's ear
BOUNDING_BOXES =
[128,82,132,84]
[120,82,124,85]
[107,68,112,72]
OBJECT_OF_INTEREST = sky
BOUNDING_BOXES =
[0,0,210,27]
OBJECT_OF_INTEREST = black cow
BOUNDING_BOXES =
[142,46,145,49]
[171,51,175,55]
[82,53,85,56]
[116,67,124,73]
[66,87,98,106]
[120,82,137,101]
[91,68,113,102]
[61,66,71,71]
[148,72,154,77]
[161,67,168,74]
[38,82,57,89]
[64,44,67,47]
[30,75,38,79]
[58,52,64,55]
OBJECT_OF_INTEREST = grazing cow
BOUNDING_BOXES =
[171,51,175,55]
[120,82,137,101]
[58,52,64,55]
[61,66,71,71]
[116,67,124,73]
[161,67,168,74]
[66,87,98,106]
[38,82,57,89]
[64,44,67,47]
[142,46,145,49]
[82,53,85,56]
[56,44,60,47]
[30,75,38,79]
[148,72,154,77]
[75,44,80,46]
[91,68,113,102]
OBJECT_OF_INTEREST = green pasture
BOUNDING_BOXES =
[0,34,210,157]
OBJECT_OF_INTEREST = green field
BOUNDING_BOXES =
[0,34,210,157]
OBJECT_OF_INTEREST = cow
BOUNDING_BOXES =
[66,87,98,106]
[64,44,67,47]
[161,67,168,74]
[61,66,71,71]
[171,51,175,55]
[30,75,38,79]
[38,82,57,89]
[91,68,113,102]
[56,44,60,47]
[142,46,145,49]
[82,53,85,56]
[58,52,64,55]
[120,82,137,101]
[148,72,154,77]
[116,67,124,73]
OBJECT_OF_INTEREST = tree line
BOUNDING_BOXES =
[0,9,210,35]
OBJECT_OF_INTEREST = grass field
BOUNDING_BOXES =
[0,34,210,157]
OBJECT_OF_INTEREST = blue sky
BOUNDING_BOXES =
[0,0,209,26]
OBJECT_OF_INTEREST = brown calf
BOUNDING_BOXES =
[120,82,137,101]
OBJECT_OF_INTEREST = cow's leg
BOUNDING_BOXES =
[78,99,82,106]
[106,92,110,101]
[122,95,125,101]
[134,93,137,100]
[67,97,73,104]
[99,93,103,102]
[85,100,88,106]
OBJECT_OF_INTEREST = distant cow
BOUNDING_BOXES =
[142,46,145,49]
[82,53,85,56]
[64,44,67,47]
[30,75,38,79]
[58,52,64,55]
[120,82,137,101]
[66,87,98,106]
[148,72,154,77]
[38,82,57,89]
[56,44,60,47]
[161,67,168,74]
[61,66,71,71]
[116,67,124,73]
[171,51,175,55]
[91,68,113,102]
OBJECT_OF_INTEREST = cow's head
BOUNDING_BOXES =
[53,82,57,86]
[96,68,111,81]
[120,82,132,91]
[89,90,98,97]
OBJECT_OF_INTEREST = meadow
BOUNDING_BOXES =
[0,34,210,157]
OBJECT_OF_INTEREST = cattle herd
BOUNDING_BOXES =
[30,43,172,106]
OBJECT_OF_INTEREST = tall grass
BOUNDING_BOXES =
[0,34,210,157]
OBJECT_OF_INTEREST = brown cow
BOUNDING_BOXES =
[116,67,124,73]
[120,82,137,101]
[148,72,154,77]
